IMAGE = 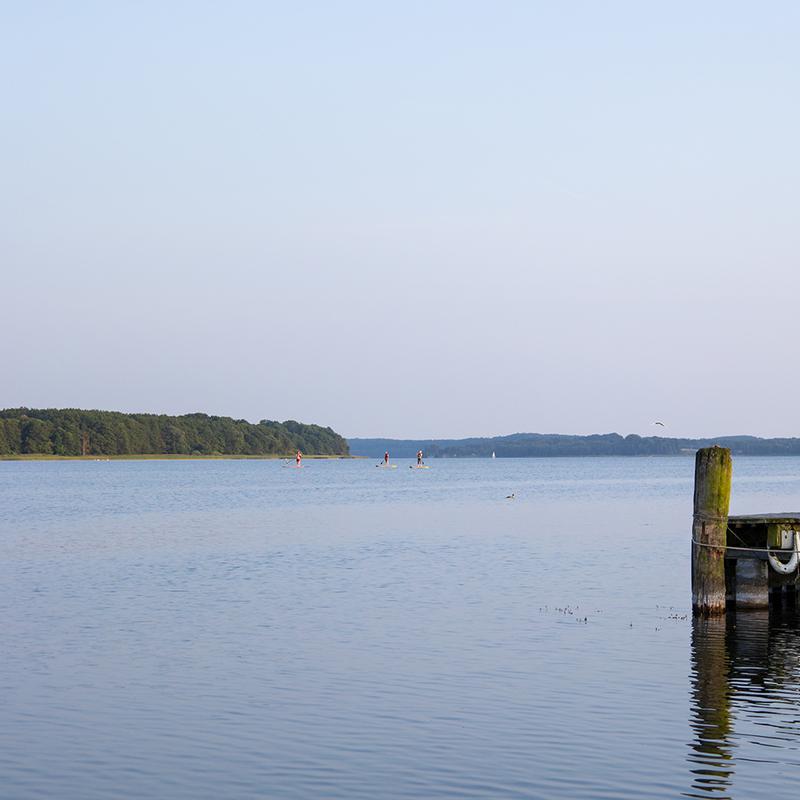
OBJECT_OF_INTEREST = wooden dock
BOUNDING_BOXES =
[725,514,800,609]
[692,447,800,614]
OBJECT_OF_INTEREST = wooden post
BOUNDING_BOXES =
[692,446,732,616]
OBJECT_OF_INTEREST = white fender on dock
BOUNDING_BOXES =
[767,531,800,575]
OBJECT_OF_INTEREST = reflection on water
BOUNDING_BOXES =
[688,607,800,799]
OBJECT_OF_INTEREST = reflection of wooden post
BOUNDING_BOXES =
[692,447,732,616]
[688,617,733,796]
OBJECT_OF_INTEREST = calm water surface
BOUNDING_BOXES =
[1,457,799,799]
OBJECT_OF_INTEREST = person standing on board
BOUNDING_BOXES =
[296,449,302,466]
[384,451,390,465]
[417,449,423,466]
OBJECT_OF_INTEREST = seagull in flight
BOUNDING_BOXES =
[653,421,666,427]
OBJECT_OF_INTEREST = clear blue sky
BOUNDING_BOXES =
[2,2,798,438]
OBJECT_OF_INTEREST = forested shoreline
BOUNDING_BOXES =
[0,408,349,457]
[348,432,800,458]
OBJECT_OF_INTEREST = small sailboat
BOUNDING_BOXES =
[491,451,496,459]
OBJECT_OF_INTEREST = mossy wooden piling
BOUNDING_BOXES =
[691,446,732,616]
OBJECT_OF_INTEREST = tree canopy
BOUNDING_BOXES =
[0,408,349,457]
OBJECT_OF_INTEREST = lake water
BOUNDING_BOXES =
[1,457,799,799]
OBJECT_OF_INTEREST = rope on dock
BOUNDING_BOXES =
[692,538,787,553]
[692,534,800,575]
[693,512,729,524]
[692,539,746,551]
[692,539,768,553]
[693,523,797,553]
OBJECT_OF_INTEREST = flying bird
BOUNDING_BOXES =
[653,421,665,427]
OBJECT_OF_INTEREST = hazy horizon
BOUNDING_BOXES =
[3,2,799,440]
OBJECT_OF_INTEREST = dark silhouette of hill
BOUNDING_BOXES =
[348,432,800,458]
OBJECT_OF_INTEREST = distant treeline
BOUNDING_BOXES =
[0,408,349,457]
[348,432,800,458]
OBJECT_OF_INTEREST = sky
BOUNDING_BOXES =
[2,1,799,439]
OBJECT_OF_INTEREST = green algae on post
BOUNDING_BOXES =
[691,446,732,616]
